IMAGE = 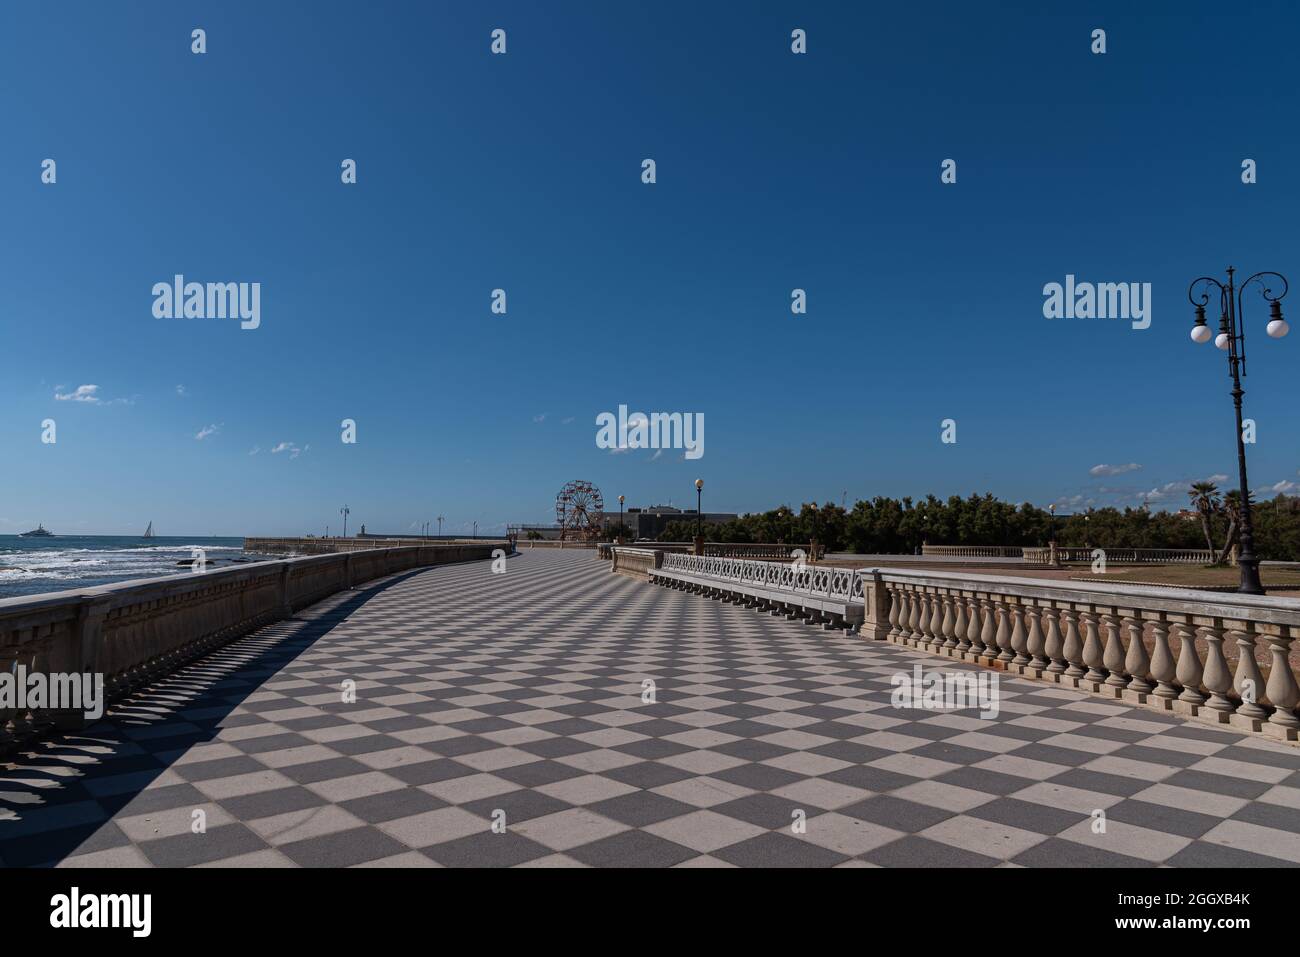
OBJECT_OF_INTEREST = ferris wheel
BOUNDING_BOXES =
[555,480,605,540]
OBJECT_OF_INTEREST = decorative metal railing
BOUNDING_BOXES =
[661,552,862,603]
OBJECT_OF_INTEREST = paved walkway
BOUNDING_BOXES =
[2,549,1299,867]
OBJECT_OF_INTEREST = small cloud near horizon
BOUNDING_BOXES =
[195,423,221,441]
[1089,462,1142,477]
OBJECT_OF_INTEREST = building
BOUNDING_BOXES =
[603,504,738,540]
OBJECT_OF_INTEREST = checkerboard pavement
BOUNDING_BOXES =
[3,549,1299,868]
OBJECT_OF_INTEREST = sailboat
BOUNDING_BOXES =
[143,521,155,539]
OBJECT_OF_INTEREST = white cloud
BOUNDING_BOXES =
[533,413,547,423]
[249,446,261,456]
[561,416,574,425]
[194,423,221,441]
[1206,474,1229,484]
[1269,480,1299,494]
[176,384,188,397]
[55,384,101,404]
[1089,462,1142,477]
[272,441,305,459]
[1138,481,1185,503]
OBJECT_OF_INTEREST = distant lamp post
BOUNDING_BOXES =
[473,521,478,538]
[694,479,705,555]
[1188,267,1289,594]
[618,495,625,543]
[340,505,350,539]
[1048,504,1056,543]
[437,515,444,538]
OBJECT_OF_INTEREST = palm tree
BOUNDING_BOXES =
[1188,482,1220,554]
[1213,488,1255,565]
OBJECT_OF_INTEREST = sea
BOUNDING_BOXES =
[0,535,253,600]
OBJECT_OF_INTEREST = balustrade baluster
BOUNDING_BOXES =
[1200,624,1236,715]
[994,600,1014,663]
[1082,611,1107,685]
[1147,617,1178,701]
[933,592,950,649]
[1010,602,1029,666]
[1061,608,1085,678]
[943,593,961,650]
[962,595,979,653]
[1230,623,1268,722]
[1026,605,1048,671]
[1101,613,1128,690]
[977,595,996,656]
[907,588,923,643]
[1123,615,1152,696]
[887,585,903,638]
[1264,628,1300,734]
[1043,606,1066,674]
[1173,622,1206,707]
[927,591,944,650]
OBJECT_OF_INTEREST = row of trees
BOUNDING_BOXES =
[646,490,1300,561]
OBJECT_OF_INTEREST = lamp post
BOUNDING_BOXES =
[1188,267,1288,595]
[1048,504,1056,544]
[437,515,444,538]
[694,479,704,554]
[618,495,625,543]
[340,505,350,539]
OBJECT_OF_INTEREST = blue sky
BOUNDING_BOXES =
[3,1,1299,536]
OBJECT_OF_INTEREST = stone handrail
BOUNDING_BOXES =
[922,545,1024,558]
[0,543,501,753]
[861,566,1300,741]
[1022,546,1216,565]
[662,553,862,604]
[245,536,508,555]
[610,547,663,579]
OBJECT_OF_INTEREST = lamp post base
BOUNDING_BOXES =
[1238,558,1265,595]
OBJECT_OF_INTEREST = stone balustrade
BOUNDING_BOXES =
[244,536,505,555]
[0,543,502,753]
[1022,546,1216,565]
[862,567,1300,741]
[610,547,663,579]
[922,545,1024,558]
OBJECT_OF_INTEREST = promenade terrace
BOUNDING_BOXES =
[2,548,1298,867]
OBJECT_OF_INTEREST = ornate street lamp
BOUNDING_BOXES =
[339,505,350,539]
[618,495,625,542]
[1188,267,1288,594]
[694,479,704,538]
